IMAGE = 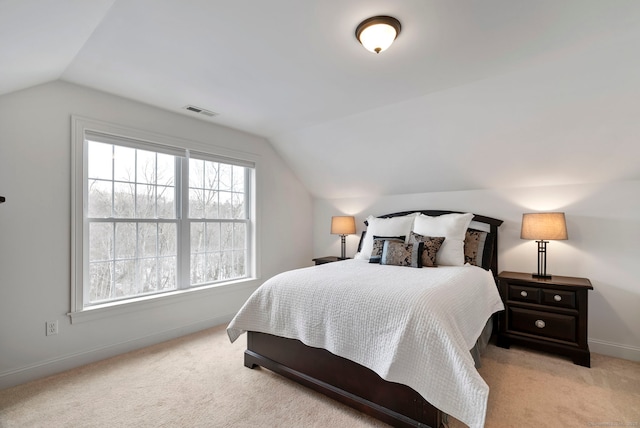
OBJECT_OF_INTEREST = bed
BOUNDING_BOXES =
[227,210,504,428]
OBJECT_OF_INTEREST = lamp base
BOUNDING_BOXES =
[532,240,552,280]
[532,273,552,279]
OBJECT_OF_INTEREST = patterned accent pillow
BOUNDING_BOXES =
[380,241,424,268]
[409,231,445,267]
[464,229,494,269]
[369,235,406,264]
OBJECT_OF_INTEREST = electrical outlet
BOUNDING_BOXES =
[46,320,58,336]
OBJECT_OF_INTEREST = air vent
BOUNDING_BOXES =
[182,105,218,118]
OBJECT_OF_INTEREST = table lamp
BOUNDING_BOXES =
[331,216,356,259]
[521,212,568,279]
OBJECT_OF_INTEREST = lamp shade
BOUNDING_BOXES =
[521,212,568,241]
[355,16,401,54]
[331,216,356,235]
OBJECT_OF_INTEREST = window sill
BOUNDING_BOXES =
[68,278,259,324]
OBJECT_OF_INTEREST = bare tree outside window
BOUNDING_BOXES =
[87,142,178,304]
[188,158,248,286]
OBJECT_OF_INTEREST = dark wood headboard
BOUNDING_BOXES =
[365,210,504,276]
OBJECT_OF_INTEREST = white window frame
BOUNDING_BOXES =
[70,116,259,323]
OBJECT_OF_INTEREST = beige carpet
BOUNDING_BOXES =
[1,324,638,428]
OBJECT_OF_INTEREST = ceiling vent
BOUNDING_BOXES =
[182,105,218,118]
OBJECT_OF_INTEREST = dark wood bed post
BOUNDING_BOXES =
[243,210,503,428]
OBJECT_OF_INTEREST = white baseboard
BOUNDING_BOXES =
[589,338,640,362]
[0,314,235,390]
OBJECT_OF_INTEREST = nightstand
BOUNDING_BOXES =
[496,271,593,367]
[312,256,348,265]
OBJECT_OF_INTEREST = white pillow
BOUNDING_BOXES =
[412,213,474,266]
[354,213,418,260]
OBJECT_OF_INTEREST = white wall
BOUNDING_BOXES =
[0,81,312,388]
[314,180,640,361]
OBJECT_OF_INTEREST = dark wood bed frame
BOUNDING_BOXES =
[243,210,503,428]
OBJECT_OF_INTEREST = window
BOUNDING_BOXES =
[72,117,256,313]
[188,158,248,285]
[86,139,183,304]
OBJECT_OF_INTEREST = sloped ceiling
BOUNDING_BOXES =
[2,0,640,198]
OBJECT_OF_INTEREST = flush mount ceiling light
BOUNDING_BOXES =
[355,15,401,54]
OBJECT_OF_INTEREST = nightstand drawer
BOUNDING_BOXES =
[508,284,540,304]
[509,307,577,343]
[542,289,576,309]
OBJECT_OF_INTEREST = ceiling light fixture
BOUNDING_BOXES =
[355,16,401,54]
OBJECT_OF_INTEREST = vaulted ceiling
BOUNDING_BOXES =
[2,0,640,198]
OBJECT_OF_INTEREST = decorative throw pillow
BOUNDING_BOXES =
[380,241,424,268]
[464,228,494,270]
[412,213,474,266]
[369,236,406,264]
[409,232,445,267]
[354,213,418,260]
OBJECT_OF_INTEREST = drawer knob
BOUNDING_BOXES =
[535,320,546,329]
[554,295,562,302]
[520,291,528,297]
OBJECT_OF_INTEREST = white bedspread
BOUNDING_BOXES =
[227,259,504,428]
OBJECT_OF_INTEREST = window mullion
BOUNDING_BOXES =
[154,152,159,219]
[111,221,116,300]
[155,222,159,294]
[134,149,138,218]
[178,156,190,290]
[111,145,116,218]
[136,222,141,298]
[244,168,251,276]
